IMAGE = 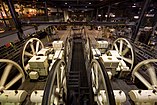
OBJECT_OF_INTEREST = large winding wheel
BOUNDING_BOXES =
[132,59,157,90]
[64,37,71,64]
[89,59,116,105]
[85,38,92,62]
[112,38,135,71]
[42,59,67,105]
[0,59,25,90]
[21,38,44,74]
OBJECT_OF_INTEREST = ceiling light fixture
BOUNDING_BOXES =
[132,5,136,7]
[134,16,139,19]
[98,14,101,17]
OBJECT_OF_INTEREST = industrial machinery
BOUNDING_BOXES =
[0,25,157,105]
[0,25,71,105]
[85,30,157,105]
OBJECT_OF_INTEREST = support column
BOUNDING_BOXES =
[64,10,69,22]
[0,9,8,28]
[6,0,24,40]
[151,10,157,35]
[101,9,104,21]
[96,8,98,21]
[106,5,111,21]
[1,2,11,29]
[91,10,94,21]
[131,0,151,42]
[44,1,49,21]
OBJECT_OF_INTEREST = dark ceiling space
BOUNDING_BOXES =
[9,0,157,12]
[7,0,156,20]
[10,0,148,9]
[2,0,156,22]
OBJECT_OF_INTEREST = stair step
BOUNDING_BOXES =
[68,78,79,81]
[80,87,89,89]
[68,71,80,74]
[80,93,90,95]
[68,82,79,85]
[68,85,79,88]
[68,75,79,78]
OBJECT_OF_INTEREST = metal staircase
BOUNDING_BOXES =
[67,38,91,105]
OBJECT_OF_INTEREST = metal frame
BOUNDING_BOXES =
[21,21,135,26]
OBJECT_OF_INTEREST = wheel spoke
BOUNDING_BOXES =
[92,70,97,93]
[36,41,40,53]
[24,51,33,57]
[60,65,65,83]
[121,56,132,64]
[91,69,95,84]
[5,73,23,89]
[122,47,129,56]
[119,40,123,55]
[24,64,30,71]
[30,43,35,55]
[134,72,152,89]
[114,43,119,52]
[148,66,157,86]
[0,63,13,86]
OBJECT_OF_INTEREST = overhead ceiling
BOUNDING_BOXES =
[11,0,131,9]
[10,0,157,11]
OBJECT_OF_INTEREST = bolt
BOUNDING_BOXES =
[35,91,37,94]
[119,90,122,95]
[138,90,142,94]
[152,90,156,94]
[15,90,18,94]
[0,90,4,94]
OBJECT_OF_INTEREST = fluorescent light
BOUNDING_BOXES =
[111,14,115,17]
[134,16,139,19]
[98,14,101,17]
[132,3,136,7]
[132,5,136,7]
[146,14,154,17]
